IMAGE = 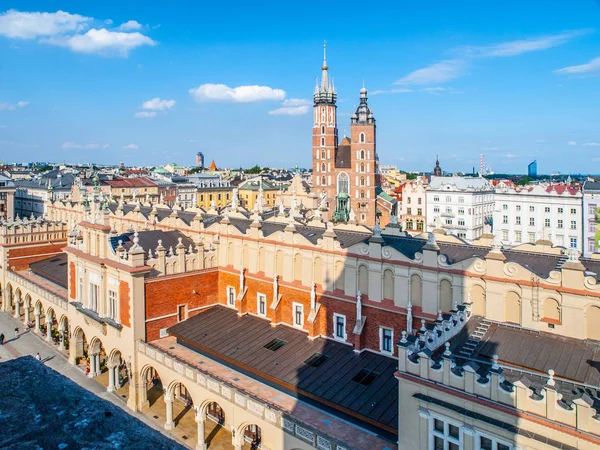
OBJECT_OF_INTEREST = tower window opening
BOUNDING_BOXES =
[360,177,365,186]
[360,132,365,143]
[321,150,325,159]
[321,176,326,185]
[360,150,365,160]
[360,163,365,173]
[321,163,326,172]
[321,125,325,134]
[321,137,325,146]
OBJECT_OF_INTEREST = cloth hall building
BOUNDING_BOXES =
[1,56,600,450]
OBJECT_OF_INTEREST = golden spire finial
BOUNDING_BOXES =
[322,40,328,70]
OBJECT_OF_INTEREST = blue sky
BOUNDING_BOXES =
[1,1,599,173]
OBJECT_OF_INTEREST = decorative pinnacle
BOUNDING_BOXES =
[322,40,327,70]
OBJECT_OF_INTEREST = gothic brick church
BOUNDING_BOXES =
[311,44,391,227]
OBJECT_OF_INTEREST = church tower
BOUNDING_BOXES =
[349,84,378,225]
[312,42,338,209]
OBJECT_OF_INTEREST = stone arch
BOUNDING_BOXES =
[58,315,70,351]
[383,269,394,300]
[505,291,521,325]
[585,305,600,340]
[542,297,561,323]
[293,253,303,282]
[139,364,164,408]
[202,400,226,427]
[258,247,265,273]
[5,283,13,310]
[334,260,345,291]
[357,265,368,296]
[45,306,57,340]
[470,284,486,317]
[439,279,452,312]
[410,274,422,307]
[236,422,262,448]
[106,349,128,393]
[71,326,88,364]
[313,257,323,286]
[23,293,33,324]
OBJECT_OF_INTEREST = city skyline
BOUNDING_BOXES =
[1,1,599,172]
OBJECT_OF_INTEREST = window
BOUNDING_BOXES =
[458,197,464,203]
[293,302,304,327]
[264,338,287,351]
[360,176,365,186]
[529,206,535,212]
[529,217,535,226]
[545,218,550,227]
[528,232,535,243]
[78,276,84,302]
[558,219,563,228]
[417,221,424,231]
[558,207,564,214]
[360,132,365,143]
[108,290,117,321]
[418,197,422,205]
[321,162,326,172]
[407,197,412,204]
[570,208,576,214]
[476,433,511,450]
[89,282,99,312]
[446,219,452,225]
[360,163,365,172]
[502,230,508,241]
[407,208,412,215]
[321,149,325,159]
[430,416,462,450]
[321,125,325,134]
[446,207,452,214]
[502,204,508,210]
[334,313,346,340]
[304,352,329,367]
[434,196,439,202]
[515,217,521,225]
[502,215,508,224]
[458,219,465,226]
[257,293,266,317]
[545,207,550,213]
[446,196,451,202]
[320,137,325,146]
[227,286,236,306]
[178,305,187,322]
[352,368,379,386]
[570,220,577,229]
[570,237,578,248]
[418,208,423,216]
[515,231,522,242]
[360,149,365,160]
[380,327,393,354]
[516,205,521,211]
[434,207,440,213]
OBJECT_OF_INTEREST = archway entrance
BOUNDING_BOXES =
[242,424,262,449]
[88,338,107,378]
[23,295,34,328]
[71,327,88,370]
[58,316,70,352]
[96,349,130,400]
[202,401,232,449]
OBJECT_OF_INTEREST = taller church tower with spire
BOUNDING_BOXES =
[312,44,380,226]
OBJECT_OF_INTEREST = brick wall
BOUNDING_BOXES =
[7,243,67,270]
[145,270,218,341]
[69,262,76,299]
[120,280,131,327]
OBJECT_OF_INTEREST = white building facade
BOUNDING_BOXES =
[426,176,494,241]
[494,184,582,251]
[582,180,600,256]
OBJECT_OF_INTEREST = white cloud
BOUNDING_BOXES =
[0,9,91,39]
[370,88,413,95]
[483,147,499,151]
[0,100,29,111]
[61,141,101,149]
[583,142,600,147]
[281,98,311,107]
[458,30,590,58]
[116,20,142,31]
[554,56,600,75]
[268,105,309,116]
[46,28,156,56]
[122,143,138,149]
[101,144,110,148]
[504,153,517,158]
[568,141,577,146]
[189,83,285,103]
[394,60,466,86]
[134,111,157,118]
[142,97,175,110]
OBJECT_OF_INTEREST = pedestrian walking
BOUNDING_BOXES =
[14,327,18,338]
[0,333,4,345]
[35,353,41,361]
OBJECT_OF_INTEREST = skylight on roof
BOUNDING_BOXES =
[352,368,380,386]
[304,352,330,368]
[264,338,287,351]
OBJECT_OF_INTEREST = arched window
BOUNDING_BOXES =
[505,292,521,325]
[321,137,325,146]
[321,149,325,159]
[360,163,365,172]
[321,125,325,134]
[337,172,349,195]
[357,265,368,295]
[360,150,365,160]
[410,274,422,307]
[383,269,394,300]
[360,132,365,143]
[360,177,365,186]
[439,279,452,312]
[360,191,365,199]
[321,176,326,185]
[542,298,561,323]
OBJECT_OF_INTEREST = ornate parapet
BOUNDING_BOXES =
[7,270,68,311]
